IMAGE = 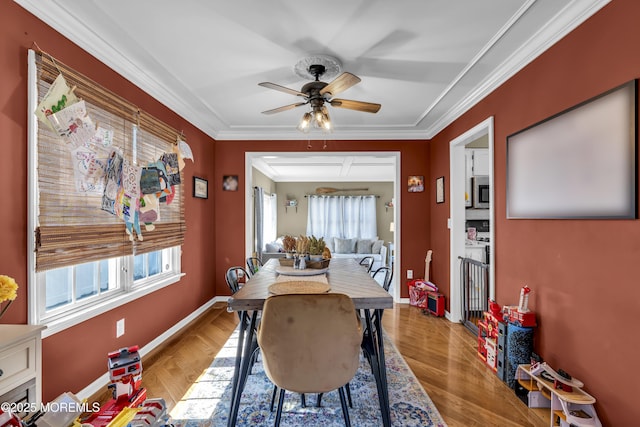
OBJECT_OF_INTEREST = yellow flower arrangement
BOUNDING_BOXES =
[0,275,18,319]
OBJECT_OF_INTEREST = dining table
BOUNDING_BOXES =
[226,257,394,427]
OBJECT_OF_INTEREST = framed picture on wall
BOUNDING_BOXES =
[436,176,445,203]
[223,175,239,191]
[408,175,424,192]
[506,80,637,219]
[193,177,208,199]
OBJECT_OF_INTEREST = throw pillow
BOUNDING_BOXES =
[334,237,353,254]
[372,239,384,254]
[265,243,280,253]
[324,237,335,253]
[356,239,374,254]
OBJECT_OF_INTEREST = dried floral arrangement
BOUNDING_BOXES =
[282,235,296,253]
[308,236,326,255]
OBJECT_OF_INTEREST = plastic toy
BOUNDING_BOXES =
[83,345,168,427]
[517,285,531,313]
[0,410,21,427]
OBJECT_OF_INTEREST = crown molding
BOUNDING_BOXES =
[14,0,223,140]
[423,0,611,139]
[15,0,610,142]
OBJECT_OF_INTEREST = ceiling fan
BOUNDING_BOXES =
[259,59,381,132]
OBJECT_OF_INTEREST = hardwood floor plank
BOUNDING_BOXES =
[88,302,546,426]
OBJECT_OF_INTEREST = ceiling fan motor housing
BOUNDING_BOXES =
[301,80,329,107]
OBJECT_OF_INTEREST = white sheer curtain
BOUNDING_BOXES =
[306,195,377,239]
[263,192,277,248]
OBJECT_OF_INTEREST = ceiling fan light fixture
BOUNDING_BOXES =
[297,112,312,132]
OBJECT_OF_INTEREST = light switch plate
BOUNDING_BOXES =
[116,318,125,338]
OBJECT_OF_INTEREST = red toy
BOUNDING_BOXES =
[477,310,503,371]
[503,305,537,327]
[0,410,21,427]
[426,291,445,317]
[84,345,167,427]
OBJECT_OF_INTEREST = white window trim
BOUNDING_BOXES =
[26,50,184,339]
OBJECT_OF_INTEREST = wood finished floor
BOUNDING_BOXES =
[91,302,546,427]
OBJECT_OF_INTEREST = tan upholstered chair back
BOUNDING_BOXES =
[257,293,362,394]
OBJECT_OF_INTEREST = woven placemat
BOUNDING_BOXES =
[276,274,328,284]
[268,281,331,295]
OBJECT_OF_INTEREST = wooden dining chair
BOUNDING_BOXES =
[257,293,362,427]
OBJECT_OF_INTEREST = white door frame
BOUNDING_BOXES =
[245,151,402,302]
[448,117,495,322]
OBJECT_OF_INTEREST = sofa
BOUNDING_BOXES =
[326,237,388,271]
[262,236,388,271]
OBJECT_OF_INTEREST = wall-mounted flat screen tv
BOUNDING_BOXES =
[506,80,637,219]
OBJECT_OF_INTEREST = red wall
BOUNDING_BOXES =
[0,2,216,401]
[214,139,431,299]
[429,1,640,425]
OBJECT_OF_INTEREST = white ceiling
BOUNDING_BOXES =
[253,154,398,183]
[16,0,608,143]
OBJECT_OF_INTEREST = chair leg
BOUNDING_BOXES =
[274,388,286,427]
[249,348,259,375]
[338,386,352,427]
[346,383,353,408]
[301,393,306,408]
[316,392,323,407]
[270,385,278,412]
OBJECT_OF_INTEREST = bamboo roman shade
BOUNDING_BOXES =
[34,51,185,271]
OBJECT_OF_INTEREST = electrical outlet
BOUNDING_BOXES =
[407,269,413,279]
[116,318,125,338]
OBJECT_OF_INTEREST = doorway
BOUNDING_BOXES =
[245,152,402,302]
[448,117,495,323]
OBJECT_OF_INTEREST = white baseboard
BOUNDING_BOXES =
[76,296,228,401]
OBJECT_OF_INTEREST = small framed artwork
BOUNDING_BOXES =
[436,176,445,203]
[408,175,424,192]
[193,176,208,199]
[223,175,239,191]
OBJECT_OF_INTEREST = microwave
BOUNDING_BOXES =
[472,176,489,209]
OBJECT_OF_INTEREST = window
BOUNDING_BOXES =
[262,192,277,249]
[28,50,185,335]
[306,195,377,240]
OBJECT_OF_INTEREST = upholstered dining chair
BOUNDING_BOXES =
[246,257,263,276]
[257,293,363,427]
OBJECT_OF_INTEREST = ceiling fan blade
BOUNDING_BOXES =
[330,98,381,114]
[261,102,307,115]
[319,72,361,96]
[259,82,307,97]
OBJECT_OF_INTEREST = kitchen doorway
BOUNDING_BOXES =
[448,117,495,323]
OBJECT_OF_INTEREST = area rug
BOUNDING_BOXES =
[169,328,447,427]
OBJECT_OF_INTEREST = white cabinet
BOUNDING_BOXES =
[465,149,489,177]
[465,149,490,207]
[472,149,490,176]
[0,325,45,414]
